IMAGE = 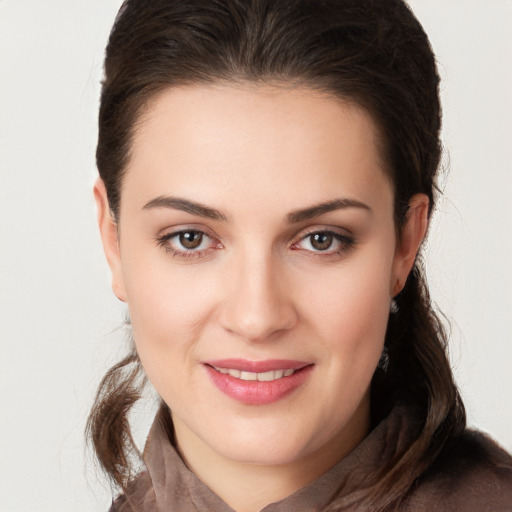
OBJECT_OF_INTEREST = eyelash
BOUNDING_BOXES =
[156,228,355,261]
[156,229,220,260]
[291,229,355,257]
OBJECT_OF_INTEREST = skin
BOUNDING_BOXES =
[95,84,428,512]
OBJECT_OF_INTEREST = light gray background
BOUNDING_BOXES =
[0,1,511,511]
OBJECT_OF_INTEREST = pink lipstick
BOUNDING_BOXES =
[204,359,313,405]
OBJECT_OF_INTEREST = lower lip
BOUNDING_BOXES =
[204,364,313,405]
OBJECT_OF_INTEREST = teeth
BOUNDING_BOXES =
[240,371,257,381]
[213,366,297,381]
[258,371,276,381]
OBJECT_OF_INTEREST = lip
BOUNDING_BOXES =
[204,359,313,405]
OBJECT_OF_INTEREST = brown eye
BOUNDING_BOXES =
[293,230,355,256]
[179,231,203,249]
[310,232,333,251]
[157,229,221,260]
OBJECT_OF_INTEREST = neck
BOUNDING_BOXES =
[172,402,370,512]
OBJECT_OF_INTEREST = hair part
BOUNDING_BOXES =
[89,1,466,510]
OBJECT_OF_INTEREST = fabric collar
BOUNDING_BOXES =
[141,404,417,512]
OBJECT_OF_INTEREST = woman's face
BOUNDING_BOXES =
[96,84,427,471]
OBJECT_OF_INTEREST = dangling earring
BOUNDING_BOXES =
[378,346,389,371]
[390,298,399,314]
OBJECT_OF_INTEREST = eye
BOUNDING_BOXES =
[156,228,221,259]
[309,232,334,251]
[178,231,205,250]
[293,230,354,255]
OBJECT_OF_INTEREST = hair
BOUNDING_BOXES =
[87,1,466,510]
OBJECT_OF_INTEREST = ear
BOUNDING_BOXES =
[391,194,429,296]
[94,178,127,302]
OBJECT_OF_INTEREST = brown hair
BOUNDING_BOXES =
[87,0,466,510]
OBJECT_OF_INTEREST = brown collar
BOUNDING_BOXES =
[141,404,416,512]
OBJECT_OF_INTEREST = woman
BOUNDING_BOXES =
[87,0,512,510]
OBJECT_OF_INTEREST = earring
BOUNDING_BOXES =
[390,298,399,314]
[378,346,389,371]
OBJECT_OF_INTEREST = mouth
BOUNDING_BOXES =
[203,359,313,405]
[209,366,297,381]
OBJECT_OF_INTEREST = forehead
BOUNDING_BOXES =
[121,84,393,218]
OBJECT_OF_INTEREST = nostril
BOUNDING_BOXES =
[221,305,298,342]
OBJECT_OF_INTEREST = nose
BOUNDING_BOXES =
[219,250,298,342]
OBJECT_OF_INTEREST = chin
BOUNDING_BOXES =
[200,413,335,466]
[217,435,311,466]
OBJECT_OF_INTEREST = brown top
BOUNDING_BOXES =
[111,405,512,512]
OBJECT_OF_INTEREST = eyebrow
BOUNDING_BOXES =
[143,196,228,221]
[286,198,372,223]
[142,195,371,223]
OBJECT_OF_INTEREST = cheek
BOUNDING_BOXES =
[122,233,218,323]
[128,271,213,335]
[299,249,394,363]
[121,251,220,383]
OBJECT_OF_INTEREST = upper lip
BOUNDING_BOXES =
[204,359,311,373]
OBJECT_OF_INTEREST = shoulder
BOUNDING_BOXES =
[404,429,512,511]
[108,471,158,512]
